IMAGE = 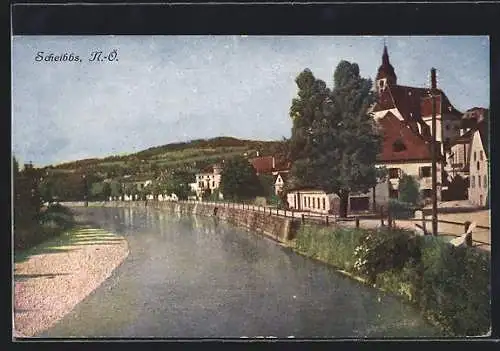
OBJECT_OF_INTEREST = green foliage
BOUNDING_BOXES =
[220,155,264,201]
[388,198,416,219]
[295,225,365,271]
[294,224,490,336]
[110,181,123,197]
[399,174,420,205]
[353,228,420,283]
[15,200,75,250]
[258,174,276,198]
[419,237,490,336]
[289,61,382,217]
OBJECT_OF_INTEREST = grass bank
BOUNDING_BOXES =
[289,224,491,337]
[14,204,77,251]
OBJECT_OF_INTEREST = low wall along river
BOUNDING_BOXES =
[91,200,298,244]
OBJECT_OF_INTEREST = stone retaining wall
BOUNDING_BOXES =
[66,201,299,243]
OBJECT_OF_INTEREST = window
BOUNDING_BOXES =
[474,152,477,161]
[312,197,315,209]
[389,168,400,179]
[322,198,326,210]
[212,181,215,188]
[392,139,407,152]
[478,176,481,188]
[471,176,475,188]
[480,151,484,160]
[304,197,307,207]
[307,197,310,208]
[477,161,480,171]
[419,166,431,178]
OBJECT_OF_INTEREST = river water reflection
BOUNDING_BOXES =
[41,207,441,338]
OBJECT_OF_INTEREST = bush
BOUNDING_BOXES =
[399,174,420,205]
[388,198,416,219]
[353,227,420,283]
[418,237,490,336]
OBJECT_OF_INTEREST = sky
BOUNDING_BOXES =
[12,36,489,167]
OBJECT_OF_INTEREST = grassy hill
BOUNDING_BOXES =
[49,136,285,178]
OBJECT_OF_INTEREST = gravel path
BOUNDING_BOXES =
[13,226,129,338]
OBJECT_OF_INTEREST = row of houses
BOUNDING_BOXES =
[285,45,489,214]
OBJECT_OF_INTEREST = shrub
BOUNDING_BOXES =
[388,198,416,219]
[398,174,420,205]
[419,237,490,336]
[353,227,420,283]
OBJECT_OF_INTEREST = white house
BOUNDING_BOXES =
[375,111,443,202]
[286,179,390,215]
[468,121,489,207]
[274,172,289,195]
[189,164,223,199]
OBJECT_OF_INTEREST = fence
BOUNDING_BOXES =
[173,199,491,251]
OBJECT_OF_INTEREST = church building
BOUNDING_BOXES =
[370,45,464,202]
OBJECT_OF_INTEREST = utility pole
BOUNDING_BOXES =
[430,68,438,236]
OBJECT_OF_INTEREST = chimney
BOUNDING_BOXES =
[272,156,275,169]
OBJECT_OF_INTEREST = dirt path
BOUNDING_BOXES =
[13,225,129,338]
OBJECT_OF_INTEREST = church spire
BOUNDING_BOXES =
[376,42,397,92]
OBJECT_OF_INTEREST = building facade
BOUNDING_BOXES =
[189,164,223,198]
[468,122,489,207]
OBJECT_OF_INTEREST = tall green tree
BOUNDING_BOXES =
[289,61,383,217]
[220,156,264,201]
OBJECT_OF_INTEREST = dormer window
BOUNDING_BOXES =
[392,139,407,152]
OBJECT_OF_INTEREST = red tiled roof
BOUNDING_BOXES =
[373,84,462,142]
[377,112,434,163]
[421,91,462,120]
[249,156,275,174]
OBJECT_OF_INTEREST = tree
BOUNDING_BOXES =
[289,61,383,217]
[220,155,264,201]
[258,174,276,198]
[110,181,123,199]
[398,174,420,205]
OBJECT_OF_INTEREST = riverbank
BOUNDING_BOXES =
[13,224,129,338]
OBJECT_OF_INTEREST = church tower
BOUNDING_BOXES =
[376,44,397,93]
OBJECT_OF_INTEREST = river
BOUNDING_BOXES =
[40,206,440,338]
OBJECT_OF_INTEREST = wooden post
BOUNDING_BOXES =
[355,217,360,228]
[325,216,329,226]
[301,214,305,224]
[380,206,384,226]
[464,221,473,247]
[421,211,427,235]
